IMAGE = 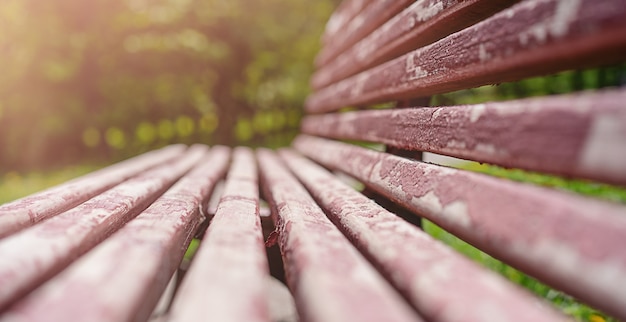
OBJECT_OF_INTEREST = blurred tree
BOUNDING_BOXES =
[0,0,338,171]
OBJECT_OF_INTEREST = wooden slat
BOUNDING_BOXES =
[293,135,626,320]
[279,149,568,322]
[257,149,423,322]
[0,145,208,311]
[168,147,270,322]
[321,0,369,45]
[312,0,515,90]
[315,0,414,68]
[0,146,230,322]
[306,0,626,114]
[302,88,626,185]
[0,144,186,238]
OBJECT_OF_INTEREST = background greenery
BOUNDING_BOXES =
[0,0,339,173]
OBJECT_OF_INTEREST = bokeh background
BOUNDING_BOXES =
[0,0,338,174]
[1,0,625,206]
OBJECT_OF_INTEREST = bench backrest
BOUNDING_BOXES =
[296,0,626,320]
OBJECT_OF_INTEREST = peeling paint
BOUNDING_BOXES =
[443,201,471,228]
[405,53,428,81]
[469,104,487,122]
[551,0,582,37]
[293,135,626,319]
[281,148,569,322]
[579,115,626,178]
[412,0,445,23]
[0,146,208,311]
[478,44,491,62]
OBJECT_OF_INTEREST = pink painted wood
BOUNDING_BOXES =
[0,145,208,311]
[0,144,186,238]
[321,0,368,45]
[302,88,626,185]
[279,149,568,322]
[0,146,230,322]
[306,0,626,113]
[311,0,515,90]
[315,0,414,68]
[168,147,270,322]
[257,149,423,322]
[293,135,626,321]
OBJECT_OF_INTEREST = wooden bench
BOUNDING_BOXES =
[1,0,626,321]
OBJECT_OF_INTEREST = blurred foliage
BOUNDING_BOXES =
[0,165,99,204]
[431,65,626,106]
[0,0,339,172]
[463,163,626,204]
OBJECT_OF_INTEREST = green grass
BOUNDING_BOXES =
[419,162,625,322]
[462,163,626,204]
[0,165,99,204]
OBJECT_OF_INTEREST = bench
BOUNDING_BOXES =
[1,0,626,321]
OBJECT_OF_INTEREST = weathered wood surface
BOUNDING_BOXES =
[312,0,515,90]
[0,146,229,322]
[321,0,368,45]
[306,0,626,113]
[302,89,626,185]
[279,149,567,322]
[0,144,186,238]
[168,147,270,322]
[293,135,626,320]
[315,0,414,68]
[257,149,422,322]
[0,145,208,311]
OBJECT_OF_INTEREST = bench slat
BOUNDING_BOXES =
[293,135,626,321]
[312,0,515,90]
[0,145,208,311]
[302,89,626,185]
[168,147,270,322]
[321,0,368,45]
[0,146,229,322]
[315,0,414,68]
[257,149,423,322]
[0,144,186,238]
[306,0,626,113]
[279,149,568,322]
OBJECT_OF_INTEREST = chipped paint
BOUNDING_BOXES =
[478,44,491,62]
[257,149,422,322]
[293,135,626,320]
[405,53,429,81]
[413,0,445,23]
[169,147,269,322]
[316,0,413,68]
[301,89,626,185]
[307,0,626,113]
[579,114,626,180]
[469,104,487,122]
[550,0,582,37]
[0,145,186,238]
[442,201,471,228]
[0,145,209,311]
[280,148,568,322]
[311,0,514,91]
